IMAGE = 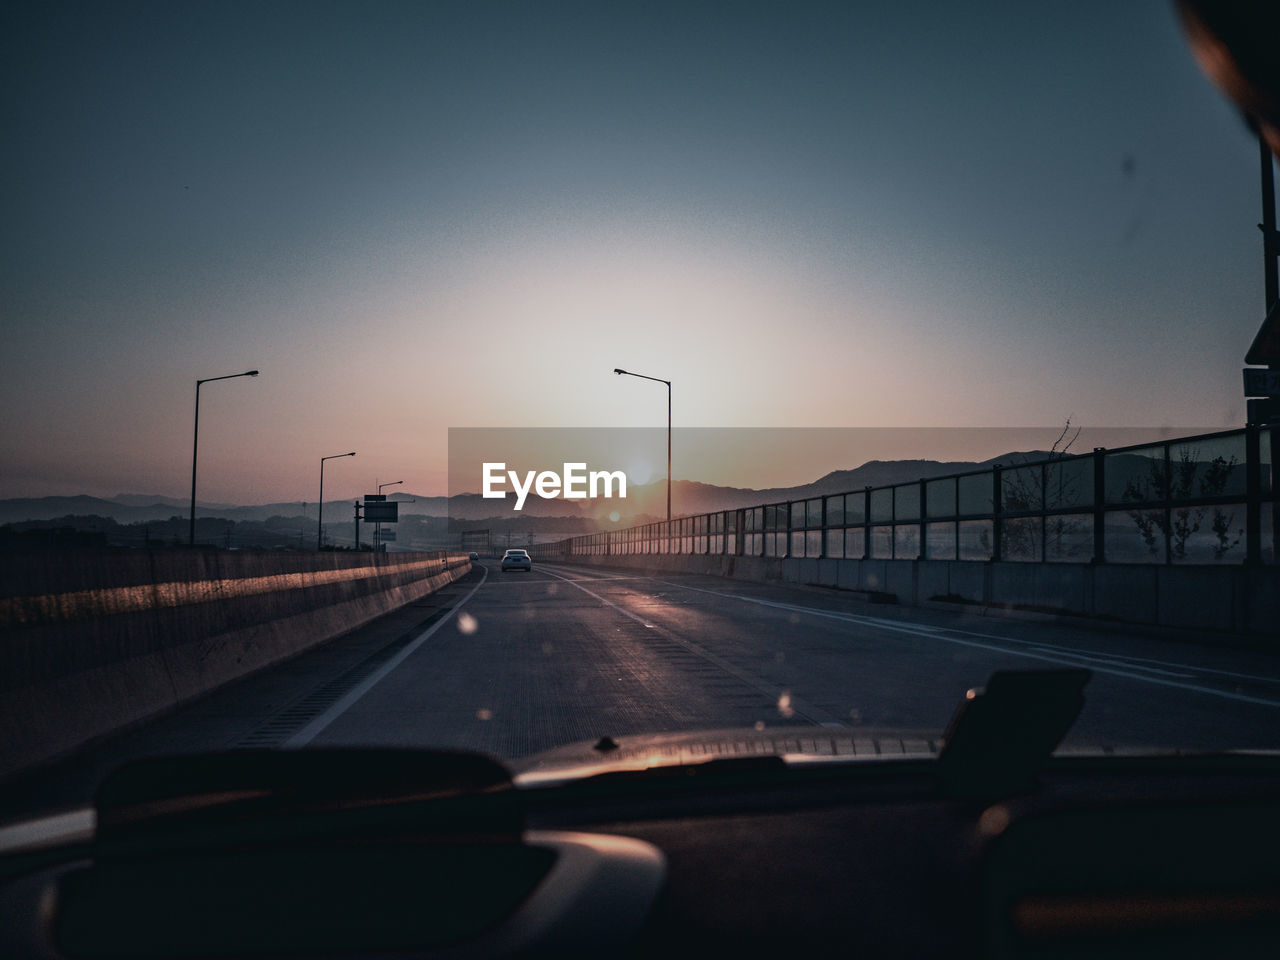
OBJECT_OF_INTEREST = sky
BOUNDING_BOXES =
[1,0,1274,503]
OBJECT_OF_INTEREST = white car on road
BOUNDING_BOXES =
[500,549,532,572]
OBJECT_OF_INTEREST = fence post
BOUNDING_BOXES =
[991,465,1002,562]
[919,478,928,559]
[785,502,794,559]
[1162,443,1173,565]
[1039,463,1047,562]
[1246,426,1262,565]
[863,487,872,560]
[1092,448,1106,563]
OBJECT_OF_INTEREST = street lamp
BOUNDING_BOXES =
[613,367,671,522]
[189,369,258,546]
[375,480,403,551]
[318,452,356,550]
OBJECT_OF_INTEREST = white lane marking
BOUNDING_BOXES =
[646,578,1256,678]
[549,576,654,583]
[284,565,490,747]
[1013,644,1193,678]
[640,578,1280,710]
[537,566,843,726]
[536,568,658,629]
[990,637,1280,684]
[533,565,642,582]
[551,565,1272,682]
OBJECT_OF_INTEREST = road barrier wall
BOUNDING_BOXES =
[0,549,471,778]
[546,553,1278,640]
[530,425,1278,641]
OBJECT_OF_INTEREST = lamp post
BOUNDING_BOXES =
[189,369,258,546]
[613,367,671,522]
[375,479,403,551]
[318,452,356,550]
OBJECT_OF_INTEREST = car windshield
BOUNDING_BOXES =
[1,1,1277,821]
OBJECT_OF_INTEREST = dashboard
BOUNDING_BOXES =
[2,736,1279,959]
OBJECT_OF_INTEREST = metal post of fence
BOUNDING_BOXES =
[863,487,872,560]
[1039,463,1047,562]
[785,502,793,559]
[919,478,928,560]
[991,465,1003,562]
[1246,426,1262,565]
[1093,448,1106,563]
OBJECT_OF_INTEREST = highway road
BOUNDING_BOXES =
[4,560,1279,819]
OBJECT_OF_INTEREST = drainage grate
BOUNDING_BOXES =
[236,609,448,748]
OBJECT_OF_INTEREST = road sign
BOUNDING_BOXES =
[1245,300,1280,364]
[378,528,396,541]
[1243,367,1280,397]
[363,500,398,522]
[1247,397,1280,425]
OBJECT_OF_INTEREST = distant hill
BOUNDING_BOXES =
[0,450,1063,525]
[108,493,232,509]
[606,450,1057,518]
[0,496,184,526]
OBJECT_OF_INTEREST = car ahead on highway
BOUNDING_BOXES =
[500,549,531,572]
[468,552,479,561]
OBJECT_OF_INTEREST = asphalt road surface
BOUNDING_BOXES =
[5,560,1279,818]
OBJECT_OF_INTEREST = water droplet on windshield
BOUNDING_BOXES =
[978,804,1011,837]
[777,690,795,719]
[476,708,493,721]
[456,612,478,635]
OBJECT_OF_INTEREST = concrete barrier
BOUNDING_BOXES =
[0,549,470,778]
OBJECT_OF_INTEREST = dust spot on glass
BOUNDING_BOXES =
[774,651,785,663]
[541,641,554,655]
[978,804,1011,837]
[456,612,478,635]
[777,690,795,719]
[787,613,800,624]
[754,721,766,732]
[609,510,620,522]
[848,708,862,723]
[476,708,493,721]
[546,583,559,596]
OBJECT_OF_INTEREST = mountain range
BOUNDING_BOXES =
[0,450,1058,526]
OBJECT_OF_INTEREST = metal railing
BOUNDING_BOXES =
[529,427,1277,566]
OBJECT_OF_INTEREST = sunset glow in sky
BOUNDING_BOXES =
[1,1,1273,503]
